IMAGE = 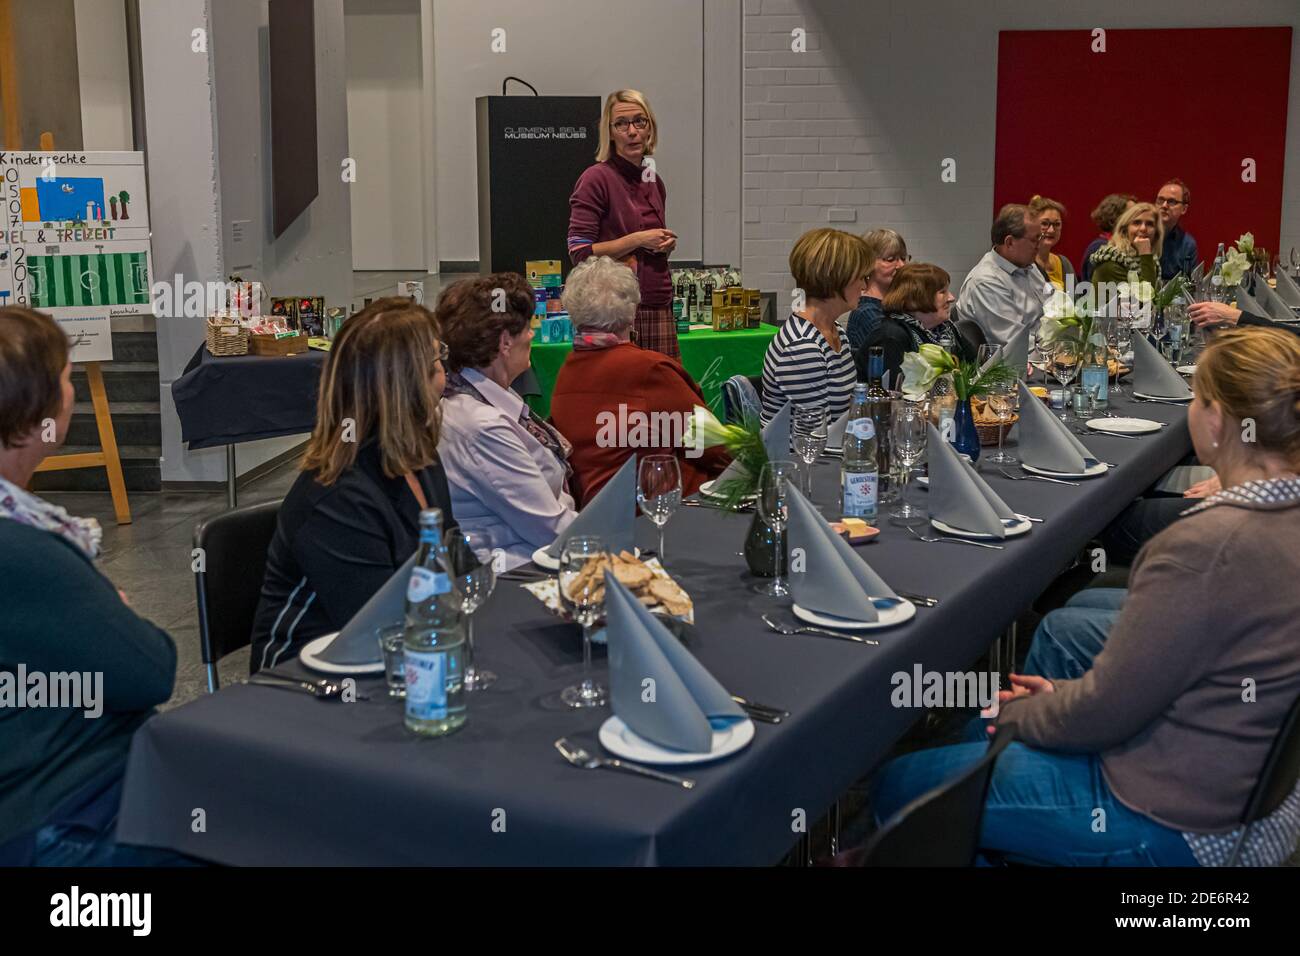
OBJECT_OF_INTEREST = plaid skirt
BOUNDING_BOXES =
[634,305,680,360]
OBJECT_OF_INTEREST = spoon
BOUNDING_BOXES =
[554,738,696,789]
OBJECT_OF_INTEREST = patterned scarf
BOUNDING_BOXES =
[0,474,103,559]
[444,370,575,488]
[1180,476,1300,517]
[894,312,961,353]
[572,328,626,350]
[1087,243,1142,277]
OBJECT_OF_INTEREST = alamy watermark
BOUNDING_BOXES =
[1,665,102,718]
[891,665,1000,715]
[595,405,704,458]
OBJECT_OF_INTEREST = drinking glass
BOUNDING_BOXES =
[889,401,929,524]
[377,623,406,698]
[976,344,998,370]
[637,455,681,562]
[1028,338,1055,385]
[791,404,829,495]
[1051,339,1080,422]
[446,530,498,691]
[986,383,1017,464]
[558,536,608,708]
[756,461,797,597]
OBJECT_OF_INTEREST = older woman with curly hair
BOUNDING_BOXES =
[437,274,577,567]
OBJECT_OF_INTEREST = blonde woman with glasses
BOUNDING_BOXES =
[1087,202,1164,290]
[568,89,679,358]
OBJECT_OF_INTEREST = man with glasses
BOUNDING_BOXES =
[1155,179,1198,281]
[956,204,1047,347]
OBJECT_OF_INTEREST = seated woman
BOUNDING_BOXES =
[0,307,177,866]
[1080,193,1135,283]
[251,297,454,672]
[858,262,972,384]
[1087,201,1162,290]
[845,228,907,354]
[873,327,1300,866]
[761,228,865,424]
[438,274,577,567]
[550,256,729,504]
[1029,195,1074,291]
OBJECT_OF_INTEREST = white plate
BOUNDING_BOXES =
[1176,365,1197,376]
[700,479,757,502]
[1021,460,1109,479]
[298,633,385,675]
[930,516,1031,540]
[1133,391,1191,403]
[598,714,755,766]
[791,598,917,630]
[532,545,640,570]
[1086,417,1162,435]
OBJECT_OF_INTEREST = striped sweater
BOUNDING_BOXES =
[760,313,856,425]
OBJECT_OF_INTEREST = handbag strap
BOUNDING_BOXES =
[403,472,430,512]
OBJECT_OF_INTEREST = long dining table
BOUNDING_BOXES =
[117,391,1193,866]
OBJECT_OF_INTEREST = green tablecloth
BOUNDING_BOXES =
[525,324,778,419]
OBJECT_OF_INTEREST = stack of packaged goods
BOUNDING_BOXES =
[527,259,571,344]
[671,267,758,333]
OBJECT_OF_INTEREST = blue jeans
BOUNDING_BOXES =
[871,589,1199,866]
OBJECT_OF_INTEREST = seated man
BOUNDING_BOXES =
[956,204,1048,347]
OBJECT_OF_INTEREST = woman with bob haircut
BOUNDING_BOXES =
[860,262,971,384]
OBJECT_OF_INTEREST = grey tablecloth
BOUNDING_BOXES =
[118,393,1191,865]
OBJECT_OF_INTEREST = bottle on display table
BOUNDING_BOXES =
[403,508,466,738]
[864,346,894,504]
[841,383,878,525]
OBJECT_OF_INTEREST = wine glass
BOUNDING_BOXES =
[1051,339,1080,422]
[446,530,499,691]
[756,460,797,597]
[986,382,1017,464]
[1028,338,1055,385]
[558,536,608,708]
[637,455,681,562]
[791,404,829,495]
[889,400,929,525]
[976,344,998,370]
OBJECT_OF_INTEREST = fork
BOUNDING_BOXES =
[761,613,880,645]
[905,524,1005,550]
[554,738,696,788]
[997,467,1079,486]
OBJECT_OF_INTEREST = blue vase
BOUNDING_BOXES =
[952,397,981,463]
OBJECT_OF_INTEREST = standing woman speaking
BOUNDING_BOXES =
[568,90,679,359]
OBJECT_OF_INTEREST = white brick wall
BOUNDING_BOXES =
[743,0,1300,318]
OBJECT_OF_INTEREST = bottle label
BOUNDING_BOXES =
[1081,364,1108,402]
[842,471,878,518]
[847,418,876,441]
[407,566,450,603]
[404,648,448,721]
[1211,275,1223,286]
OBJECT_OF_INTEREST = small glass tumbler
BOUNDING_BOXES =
[377,623,406,698]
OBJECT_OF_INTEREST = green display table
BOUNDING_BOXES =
[526,324,778,419]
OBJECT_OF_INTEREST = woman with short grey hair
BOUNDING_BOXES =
[550,256,729,504]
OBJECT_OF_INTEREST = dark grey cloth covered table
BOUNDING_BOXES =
[118,394,1192,865]
[171,345,327,450]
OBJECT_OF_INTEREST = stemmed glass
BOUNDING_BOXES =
[1028,338,1055,385]
[1050,339,1080,422]
[756,460,797,597]
[637,455,681,562]
[986,382,1017,464]
[889,400,929,525]
[558,535,608,708]
[446,530,498,691]
[791,404,829,495]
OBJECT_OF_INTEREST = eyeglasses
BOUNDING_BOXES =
[612,116,649,133]
[434,342,449,364]
[1039,221,1061,231]
[1155,197,1185,207]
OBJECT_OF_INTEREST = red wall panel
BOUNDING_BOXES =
[994,27,1291,273]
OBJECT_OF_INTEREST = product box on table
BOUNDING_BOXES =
[540,313,573,344]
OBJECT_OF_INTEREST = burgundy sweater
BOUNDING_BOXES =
[567,153,671,308]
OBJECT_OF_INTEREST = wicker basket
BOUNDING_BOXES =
[976,414,1018,446]
[205,318,249,356]
[248,331,309,356]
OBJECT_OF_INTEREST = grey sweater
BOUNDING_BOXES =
[999,478,1300,833]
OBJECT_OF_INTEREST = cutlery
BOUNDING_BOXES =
[1077,426,1141,440]
[1131,396,1190,407]
[997,467,1079,486]
[761,613,880,645]
[1014,513,1044,524]
[683,498,754,514]
[554,738,696,789]
[905,525,1005,550]
[246,675,368,701]
[894,591,939,608]
[729,694,789,723]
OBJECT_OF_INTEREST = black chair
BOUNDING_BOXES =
[1229,692,1300,866]
[193,499,282,691]
[835,725,1014,867]
[955,318,987,358]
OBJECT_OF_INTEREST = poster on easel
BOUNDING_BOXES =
[0,151,153,362]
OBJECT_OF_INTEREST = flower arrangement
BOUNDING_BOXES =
[1039,290,1108,361]
[1221,233,1255,288]
[899,343,1016,402]
[684,405,769,510]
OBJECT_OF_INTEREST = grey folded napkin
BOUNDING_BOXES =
[786,484,896,621]
[926,423,1017,537]
[1003,322,1032,378]
[546,454,636,557]
[1154,464,1216,496]
[825,408,850,448]
[1253,279,1297,323]
[1235,286,1266,317]
[1190,262,1205,283]
[318,552,417,664]
[1275,269,1300,308]
[1129,331,1193,398]
[1016,381,1096,473]
[714,400,792,485]
[604,572,745,753]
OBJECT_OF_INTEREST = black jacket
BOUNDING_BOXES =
[250,441,455,673]
[1240,310,1300,337]
[856,312,976,384]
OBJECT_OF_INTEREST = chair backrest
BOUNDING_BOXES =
[194,499,282,666]
[1242,692,1300,826]
[722,374,762,425]
[846,726,1013,867]
[955,318,987,357]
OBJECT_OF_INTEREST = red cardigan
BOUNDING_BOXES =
[550,342,730,506]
